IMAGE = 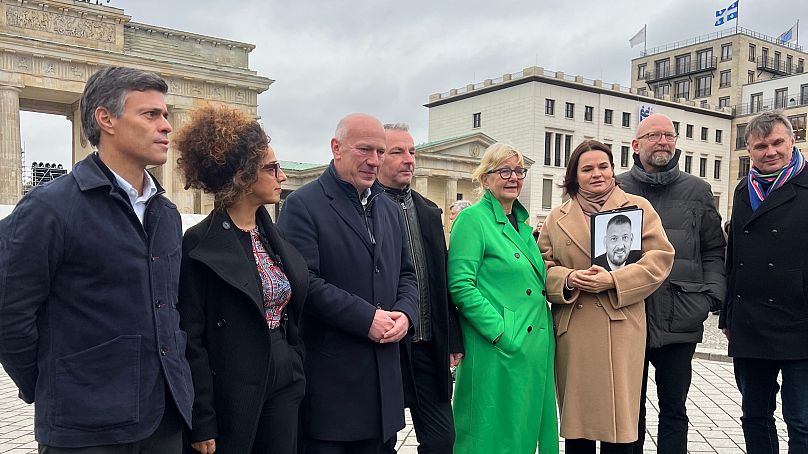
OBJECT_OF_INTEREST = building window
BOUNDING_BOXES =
[748,70,755,84]
[544,132,552,165]
[565,102,575,119]
[775,88,788,109]
[637,87,647,96]
[675,54,691,75]
[748,44,756,62]
[696,49,713,70]
[700,100,709,108]
[716,129,723,143]
[656,83,671,99]
[685,155,693,173]
[736,124,748,150]
[637,64,646,80]
[738,156,750,177]
[621,146,630,168]
[788,114,807,141]
[584,105,594,122]
[675,80,690,99]
[564,134,573,165]
[719,70,731,88]
[699,157,707,177]
[542,179,553,210]
[695,75,712,98]
[718,97,730,108]
[673,121,680,134]
[545,99,555,115]
[604,143,612,150]
[655,59,670,78]
[714,159,722,179]
[622,112,631,128]
[787,55,793,73]
[701,127,708,141]
[686,124,694,138]
[750,93,763,114]
[604,109,613,125]
[721,43,732,61]
[774,51,781,70]
[554,134,562,167]
[472,112,481,128]
[799,58,805,72]
[762,47,769,63]
[714,195,720,208]
[802,84,808,105]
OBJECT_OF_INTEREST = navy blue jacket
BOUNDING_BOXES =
[277,163,418,442]
[0,154,193,447]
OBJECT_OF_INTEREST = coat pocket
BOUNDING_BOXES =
[54,335,141,430]
[669,281,710,333]
[495,307,519,355]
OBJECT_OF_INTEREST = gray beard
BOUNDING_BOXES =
[649,151,673,168]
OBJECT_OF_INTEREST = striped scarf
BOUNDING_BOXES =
[748,146,805,211]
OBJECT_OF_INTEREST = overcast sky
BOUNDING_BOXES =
[20,0,801,169]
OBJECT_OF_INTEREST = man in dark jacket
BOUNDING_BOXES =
[721,111,808,454]
[378,123,464,454]
[0,67,193,451]
[618,113,725,454]
[277,113,418,454]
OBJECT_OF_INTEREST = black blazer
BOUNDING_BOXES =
[592,250,643,271]
[277,164,418,442]
[178,207,309,451]
[400,190,464,405]
[720,168,808,360]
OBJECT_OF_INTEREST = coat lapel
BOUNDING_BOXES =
[188,210,264,312]
[487,194,545,281]
[556,201,590,258]
[319,176,373,253]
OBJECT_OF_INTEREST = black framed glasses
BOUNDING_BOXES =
[637,132,678,143]
[487,167,528,180]
[260,162,281,179]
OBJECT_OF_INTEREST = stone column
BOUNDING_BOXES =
[70,102,94,165]
[444,177,458,226]
[413,174,429,195]
[0,86,22,205]
[167,107,195,213]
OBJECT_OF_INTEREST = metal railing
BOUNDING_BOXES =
[733,93,808,116]
[757,56,806,75]
[641,26,803,57]
[644,57,717,82]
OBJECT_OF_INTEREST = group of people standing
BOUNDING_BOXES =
[0,66,805,454]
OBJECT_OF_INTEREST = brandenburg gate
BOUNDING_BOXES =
[0,0,271,211]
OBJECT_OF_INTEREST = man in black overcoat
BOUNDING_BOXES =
[277,113,418,454]
[377,123,465,453]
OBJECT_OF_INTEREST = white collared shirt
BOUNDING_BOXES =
[109,168,158,224]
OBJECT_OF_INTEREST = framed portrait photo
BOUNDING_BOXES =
[590,206,644,270]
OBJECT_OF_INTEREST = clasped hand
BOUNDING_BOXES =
[567,265,616,293]
[368,309,409,343]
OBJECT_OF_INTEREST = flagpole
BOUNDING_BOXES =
[644,24,647,54]
[735,0,739,33]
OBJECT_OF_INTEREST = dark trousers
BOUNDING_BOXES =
[251,328,306,454]
[303,437,395,454]
[408,341,455,454]
[734,357,808,454]
[39,390,183,453]
[565,438,632,454]
[632,343,697,454]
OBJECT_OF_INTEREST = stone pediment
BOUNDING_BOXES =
[416,132,535,166]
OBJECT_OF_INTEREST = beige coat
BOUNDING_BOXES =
[538,187,674,443]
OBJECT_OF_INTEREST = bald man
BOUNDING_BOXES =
[277,114,418,453]
[617,113,725,454]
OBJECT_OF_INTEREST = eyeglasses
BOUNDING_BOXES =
[486,167,528,180]
[260,162,281,179]
[637,132,678,143]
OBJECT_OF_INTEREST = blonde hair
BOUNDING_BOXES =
[471,143,525,195]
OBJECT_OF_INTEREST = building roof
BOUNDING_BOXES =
[280,160,327,171]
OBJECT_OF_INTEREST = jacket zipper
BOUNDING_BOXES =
[400,199,423,341]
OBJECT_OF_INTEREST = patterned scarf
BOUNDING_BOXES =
[748,146,805,211]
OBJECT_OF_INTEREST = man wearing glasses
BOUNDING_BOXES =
[617,113,726,454]
[277,113,417,454]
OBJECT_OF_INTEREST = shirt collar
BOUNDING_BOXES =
[108,167,157,203]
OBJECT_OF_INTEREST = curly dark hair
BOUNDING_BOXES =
[175,105,269,208]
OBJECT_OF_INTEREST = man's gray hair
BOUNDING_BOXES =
[745,110,794,142]
[80,67,168,147]
[450,199,472,212]
[383,123,409,132]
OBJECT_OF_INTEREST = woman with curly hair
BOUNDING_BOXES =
[175,105,309,454]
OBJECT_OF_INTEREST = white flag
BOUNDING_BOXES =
[715,1,738,27]
[629,25,646,48]
[778,22,798,44]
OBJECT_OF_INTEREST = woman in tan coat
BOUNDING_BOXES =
[538,140,674,454]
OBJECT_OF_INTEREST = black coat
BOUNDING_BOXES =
[399,191,464,405]
[0,154,192,447]
[178,207,309,451]
[720,167,808,360]
[592,250,643,271]
[276,163,418,442]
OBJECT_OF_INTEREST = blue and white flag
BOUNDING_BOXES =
[639,104,654,122]
[778,22,798,44]
[715,1,738,27]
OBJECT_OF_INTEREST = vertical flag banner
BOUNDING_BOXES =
[778,22,798,43]
[639,105,654,123]
[715,1,738,27]
[629,25,647,48]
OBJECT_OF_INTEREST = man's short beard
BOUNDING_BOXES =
[648,150,673,167]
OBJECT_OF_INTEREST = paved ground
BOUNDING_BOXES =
[0,316,789,453]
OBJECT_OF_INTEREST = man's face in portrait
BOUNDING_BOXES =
[604,221,633,266]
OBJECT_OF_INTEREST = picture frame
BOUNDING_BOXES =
[590,206,644,270]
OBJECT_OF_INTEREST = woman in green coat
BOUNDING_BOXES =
[448,143,559,454]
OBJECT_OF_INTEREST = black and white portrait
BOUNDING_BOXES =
[591,208,643,270]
